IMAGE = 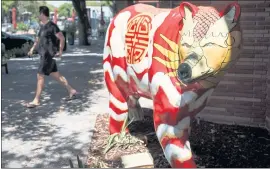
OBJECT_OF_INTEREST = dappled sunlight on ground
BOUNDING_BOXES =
[65,38,105,56]
[1,41,109,167]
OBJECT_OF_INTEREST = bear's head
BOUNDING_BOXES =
[177,2,242,88]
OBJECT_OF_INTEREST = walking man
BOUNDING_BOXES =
[26,6,77,108]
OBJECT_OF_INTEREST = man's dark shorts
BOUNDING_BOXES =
[38,53,58,76]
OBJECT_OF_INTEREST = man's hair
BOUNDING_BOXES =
[39,6,49,17]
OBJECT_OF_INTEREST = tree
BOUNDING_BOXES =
[71,0,90,45]
[2,0,15,21]
[58,3,73,17]
[2,1,15,15]
[1,0,56,23]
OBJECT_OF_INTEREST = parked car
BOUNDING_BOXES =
[1,23,14,33]
[2,43,9,74]
[1,31,36,58]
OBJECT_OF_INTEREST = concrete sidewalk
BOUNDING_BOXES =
[1,42,109,167]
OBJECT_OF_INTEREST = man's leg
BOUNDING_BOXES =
[50,71,77,97]
[27,73,45,107]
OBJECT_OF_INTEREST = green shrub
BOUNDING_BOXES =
[17,22,29,31]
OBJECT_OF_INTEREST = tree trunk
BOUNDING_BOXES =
[78,20,89,45]
[71,0,90,46]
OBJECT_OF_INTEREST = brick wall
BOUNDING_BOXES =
[116,0,270,130]
[163,0,270,130]
[195,1,270,130]
[267,51,270,130]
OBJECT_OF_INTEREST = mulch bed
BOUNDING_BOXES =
[87,109,270,168]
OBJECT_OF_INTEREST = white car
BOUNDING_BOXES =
[1,23,13,32]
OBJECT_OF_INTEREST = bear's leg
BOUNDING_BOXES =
[127,96,145,122]
[108,92,129,134]
[153,105,196,168]
[104,64,129,134]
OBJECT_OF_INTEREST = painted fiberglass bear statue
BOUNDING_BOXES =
[103,1,241,168]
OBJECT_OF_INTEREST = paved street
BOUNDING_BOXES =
[1,39,109,168]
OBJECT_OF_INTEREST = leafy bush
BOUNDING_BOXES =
[17,22,29,31]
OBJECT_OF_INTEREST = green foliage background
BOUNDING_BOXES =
[58,3,74,17]
[1,0,114,22]
[1,0,55,21]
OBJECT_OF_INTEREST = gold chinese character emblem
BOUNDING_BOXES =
[125,13,152,64]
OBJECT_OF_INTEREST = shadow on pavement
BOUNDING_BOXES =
[1,47,106,167]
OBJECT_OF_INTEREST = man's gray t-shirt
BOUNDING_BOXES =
[38,21,60,60]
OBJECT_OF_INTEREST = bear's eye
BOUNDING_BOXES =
[203,42,216,47]
[182,43,192,48]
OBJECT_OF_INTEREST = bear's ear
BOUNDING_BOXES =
[179,2,198,20]
[219,2,241,29]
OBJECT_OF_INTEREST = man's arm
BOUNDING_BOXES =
[32,37,39,50]
[29,37,39,55]
[55,32,65,55]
